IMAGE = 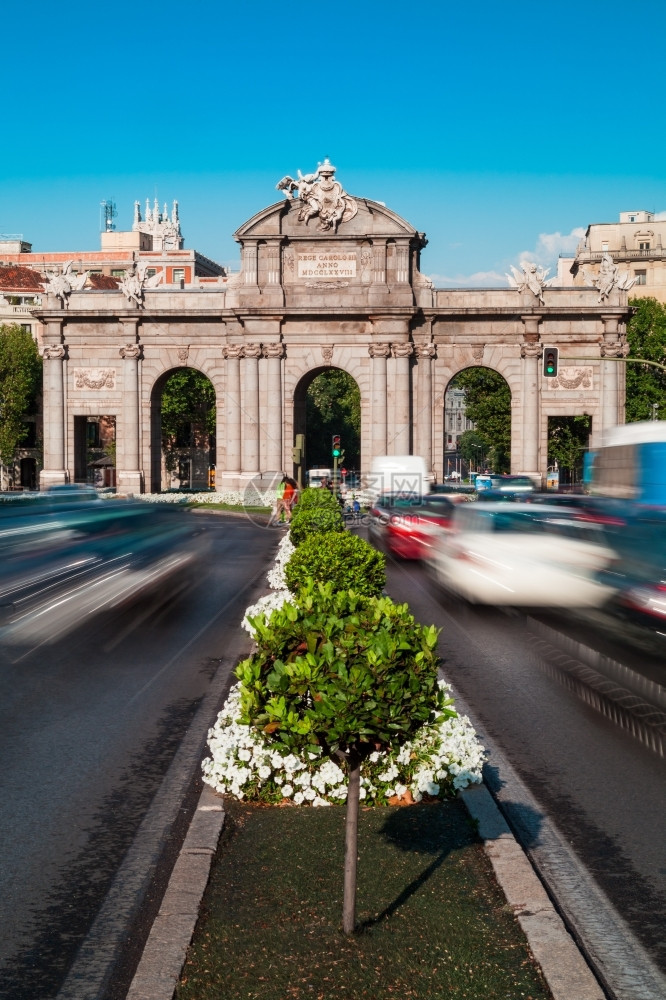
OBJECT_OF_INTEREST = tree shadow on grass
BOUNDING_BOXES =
[357,801,472,931]
[358,791,546,932]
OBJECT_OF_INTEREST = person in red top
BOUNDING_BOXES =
[282,477,297,521]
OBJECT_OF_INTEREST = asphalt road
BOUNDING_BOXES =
[382,554,666,989]
[0,512,277,1000]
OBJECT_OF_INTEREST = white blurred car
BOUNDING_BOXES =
[425,502,618,608]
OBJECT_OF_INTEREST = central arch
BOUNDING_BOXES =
[292,365,361,484]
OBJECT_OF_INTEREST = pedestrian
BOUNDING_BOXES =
[270,476,287,526]
[282,477,296,522]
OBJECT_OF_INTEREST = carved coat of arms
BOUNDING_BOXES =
[276,159,358,233]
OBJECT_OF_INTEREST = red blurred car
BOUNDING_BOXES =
[367,492,472,560]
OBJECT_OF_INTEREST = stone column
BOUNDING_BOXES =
[263,342,284,474]
[242,342,262,476]
[600,316,625,433]
[223,345,243,487]
[520,336,542,478]
[392,343,413,454]
[40,343,67,489]
[369,343,390,459]
[117,342,143,494]
[415,344,436,469]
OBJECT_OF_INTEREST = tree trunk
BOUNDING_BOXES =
[342,753,361,935]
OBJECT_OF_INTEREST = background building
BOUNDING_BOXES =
[560,211,666,303]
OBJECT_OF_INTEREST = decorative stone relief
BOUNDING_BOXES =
[321,347,334,364]
[45,261,88,308]
[360,247,373,283]
[244,342,262,359]
[368,343,391,359]
[73,368,116,390]
[548,367,593,390]
[600,339,629,358]
[42,344,66,360]
[414,344,436,360]
[223,345,244,360]
[471,345,485,361]
[119,258,163,308]
[392,343,414,359]
[120,344,142,360]
[276,158,358,233]
[520,342,543,359]
[308,279,349,289]
[583,253,636,303]
[506,262,553,304]
[263,343,284,359]
[177,346,190,364]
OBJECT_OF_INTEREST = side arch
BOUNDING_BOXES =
[148,365,217,493]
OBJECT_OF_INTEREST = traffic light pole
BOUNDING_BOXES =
[566,356,666,373]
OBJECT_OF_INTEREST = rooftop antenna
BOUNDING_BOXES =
[100,199,117,232]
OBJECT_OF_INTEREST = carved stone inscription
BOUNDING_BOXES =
[297,251,357,279]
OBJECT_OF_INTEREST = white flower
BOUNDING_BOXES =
[293,791,305,805]
[281,784,293,797]
[258,765,271,780]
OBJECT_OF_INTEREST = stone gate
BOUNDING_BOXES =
[36,161,633,493]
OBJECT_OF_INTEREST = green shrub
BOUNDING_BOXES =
[295,487,340,509]
[237,581,444,758]
[289,499,344,545]
[284,531,385,597]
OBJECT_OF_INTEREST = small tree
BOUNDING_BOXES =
[0,325,42,484]
[236,581,444,934]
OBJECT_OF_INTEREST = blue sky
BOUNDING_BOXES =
[2,0,664,285]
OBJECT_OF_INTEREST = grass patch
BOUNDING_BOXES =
[176,798,552,1000]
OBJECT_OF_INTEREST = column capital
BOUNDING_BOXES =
[414,343,436,360]
[520,342,542,359]
[223,344,244,360]
[392,343,414,359]
[369,342,391,359]
[244,342,262,359]
[120,343,142,360]
[262,342,284,359]
[42,344,66,360]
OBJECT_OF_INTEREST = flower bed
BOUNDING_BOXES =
[203,679,484,805]
[204,529,485,806]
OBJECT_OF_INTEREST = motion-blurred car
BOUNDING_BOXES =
[475,475,536,500]
[425,502,617,607]
[0,500,208,647]
[367,491,472,560]
[595,509,666,632]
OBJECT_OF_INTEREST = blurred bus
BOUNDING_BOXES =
[585,422,666,506]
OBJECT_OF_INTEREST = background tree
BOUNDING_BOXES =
[0,324,42,481]
[457,430,486,470]
[306,370,360,468]
[547,416,591,486]
[625,297,666,422]
[452,369,511,472]
[160,369,216,476]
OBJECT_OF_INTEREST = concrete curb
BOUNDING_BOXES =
[125,785,225,1000]
[460,783,605,1000]
[125,778,605,1000]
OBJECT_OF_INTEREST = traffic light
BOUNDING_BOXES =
[332,434,341,457]
[543,347,559,378]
